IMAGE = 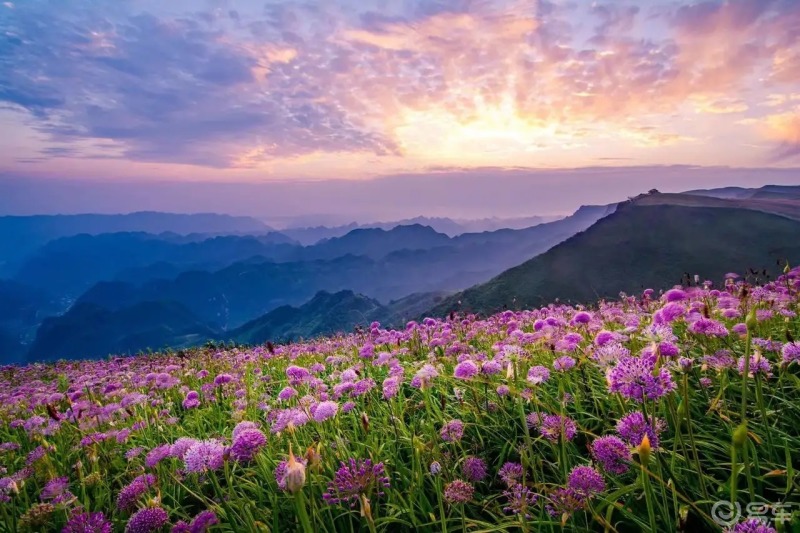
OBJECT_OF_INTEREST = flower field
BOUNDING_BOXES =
[2,270,800,532]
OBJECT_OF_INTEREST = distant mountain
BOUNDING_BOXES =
[306,224,452,260]
[278,215,564,244]
[428,202,800,317]
[684,184,800,201]
[70,207,610,330]
[28,301,217,361]
[230,290,385,344]
[231,289,450,345]
[0,212,271,273]
[0,328,26,364]
[12,232,297,297]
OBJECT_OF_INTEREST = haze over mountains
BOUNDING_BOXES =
[2,184,800,363]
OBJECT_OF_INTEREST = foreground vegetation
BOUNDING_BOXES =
[2,269,800,532]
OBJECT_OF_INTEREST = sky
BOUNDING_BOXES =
[1,0,799,218]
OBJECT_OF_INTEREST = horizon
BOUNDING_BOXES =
[1,0,800,219]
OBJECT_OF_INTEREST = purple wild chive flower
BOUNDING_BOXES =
[526,365,550,385]
[125,507,169,533]
[553,356,576,372]
[440,419,465,442]
[737,354,772,378]
[724,518,777,533]
[496,384,510,397]
[453,360,479,380]
[145,444,172,469]
[590,435,631,475]
[616,411,664,449]
[781,341,800,365]
[571,311,592,325]
[503,484,538,518]
[444,479,474,504]
[382,376,400,399]
[39,476,70,501]
[607,354,676,402]
[188,510,218,533]
[664,289,687,302]
[429,461,441,475]
[538,414,577,442]
[182,391,201,410]
[230,429,267,462]
[567,465,605,498]
[117,474,156,512]
[498,462,524,487]
[232,421,260,441]
[313,400,340,422]
[184,440,225,474]
[688,318,729,337]
[481,360,503,375]
[322,458,390,507]
[462,456,488,482]
[63,511,113,533]
[170,438,200,460]
[411,364,439,389]
[546,487,588,518]
[277,386,298,401]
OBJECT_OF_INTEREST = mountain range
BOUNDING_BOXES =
[4,184,800,363]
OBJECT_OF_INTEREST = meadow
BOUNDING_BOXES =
[1,269,800,532]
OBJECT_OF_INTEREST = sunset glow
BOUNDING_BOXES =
[0,0,799,184]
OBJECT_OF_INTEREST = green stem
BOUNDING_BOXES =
[641,465,658,533]
[294,489,314,533]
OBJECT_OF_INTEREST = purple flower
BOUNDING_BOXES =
[63,511,113,533]
[145,444,172,469]
[230,429,267,462]
[607,354,676,402]
[737,354,772,378]
[546,487,587,517]
[502,484,538,518]
[125,507,169,533]
[429,461,441,475]
[496,385,510,397]
[117,474,156,512]
[411,364,439,389]
[616,412,663,449]
[352,378,376,397]
[590,436,631,475]
[182,390,200,409]
[170,438,199,460]
[440,419,464,442]
[40,476,70,501]
[313,401,340,423]
[688,318,729,337]
[274,457,308,492]
[453,360,479,380]
[526,365,550,385]
[481,360,503,375]
[232,421,259,440]
[725,518,777,533]
[664,289,687,302]
[553,356,576,372]
[213,374,234,386]
[184,440,225,474]
[538,414,577,442]
[781,341,800,365]
[188,510,218,533]
[382,376,400,399]
[443,479,474,504]
[322,458,390,507]
[277,386,298,401]
[462,456,488,482]
[498,462,524,487]
[567,465,605,497]
[572,311,592,325]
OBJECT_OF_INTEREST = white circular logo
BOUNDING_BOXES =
[711,501,742,528]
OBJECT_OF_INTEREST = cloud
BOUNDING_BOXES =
[1,0,800,170]
[763,109,800,161]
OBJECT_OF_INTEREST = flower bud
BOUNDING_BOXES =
[745,309,758,331]
[285,447,306,494]
[638,434,651,466]
[733,422,748,450]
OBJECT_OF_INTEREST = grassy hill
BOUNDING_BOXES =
[428,203,800,316]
